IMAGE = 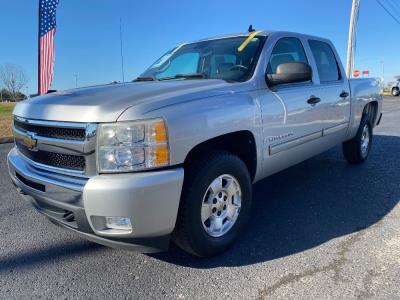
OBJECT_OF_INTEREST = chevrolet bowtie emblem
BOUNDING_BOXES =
[22,133,37,150]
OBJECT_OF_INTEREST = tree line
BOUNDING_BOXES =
[0,64,28,102]
[0,88,27,102]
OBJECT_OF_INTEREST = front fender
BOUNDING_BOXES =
[118,92,263,172]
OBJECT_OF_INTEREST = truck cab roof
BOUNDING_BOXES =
[187,30,331,45]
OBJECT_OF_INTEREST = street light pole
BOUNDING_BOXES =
[346,0,361,78]
[380,59,385,83]
[119,18,125,83]
[73,74,78,88]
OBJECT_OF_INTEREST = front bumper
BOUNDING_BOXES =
[7,147,184,253]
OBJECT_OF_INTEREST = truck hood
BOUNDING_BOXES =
[13,80,239,123]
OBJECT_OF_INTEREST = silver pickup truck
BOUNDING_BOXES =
[8,30,383,257]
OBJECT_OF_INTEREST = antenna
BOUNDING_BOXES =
[119,18,125,83]
[248,25,255,32]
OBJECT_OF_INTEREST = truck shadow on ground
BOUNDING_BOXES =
[0,241,103,273]
[152,135,400,268]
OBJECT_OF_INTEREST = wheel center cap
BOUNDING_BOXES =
[218,201,224,210]
[215,191,227,210]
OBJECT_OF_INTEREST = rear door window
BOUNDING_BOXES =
[309,40,341,83]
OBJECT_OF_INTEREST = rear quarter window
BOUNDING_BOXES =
[309,40,341,83]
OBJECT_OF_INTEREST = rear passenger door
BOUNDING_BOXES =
[307,40,350,138]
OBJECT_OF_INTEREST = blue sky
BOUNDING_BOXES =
[0,0,399,94]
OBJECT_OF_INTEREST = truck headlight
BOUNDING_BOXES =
[97,118,169,172]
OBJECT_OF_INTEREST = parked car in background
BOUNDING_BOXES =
[8,30,383,257]
[388,77,400,96]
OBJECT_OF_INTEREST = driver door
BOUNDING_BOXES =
[258,36,325,176]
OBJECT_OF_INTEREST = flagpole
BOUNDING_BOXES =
[38,0,41,95]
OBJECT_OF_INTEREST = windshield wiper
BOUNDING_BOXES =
[133,76,157,82]
[159,73,206,81]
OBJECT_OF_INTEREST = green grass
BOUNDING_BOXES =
[0,102,15,138]
[0,102,15,117]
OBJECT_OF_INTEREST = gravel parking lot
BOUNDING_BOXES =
[1,96,399,299]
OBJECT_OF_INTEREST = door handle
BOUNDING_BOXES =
[340,91,350,98]
[307,96,321,105]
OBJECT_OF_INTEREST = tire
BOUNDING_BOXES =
[173,151,252,257]
[392,87,400,97]
[342,116,373,164]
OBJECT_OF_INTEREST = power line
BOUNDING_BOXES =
[375,0,400,26]
[388,0,400,16]
[386,0,400,20]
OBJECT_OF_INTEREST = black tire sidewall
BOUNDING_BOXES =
[180,153,252,256]
[356,117,372,161]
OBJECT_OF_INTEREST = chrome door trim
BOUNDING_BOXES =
[269,131,322,155]
[322,122,349,136]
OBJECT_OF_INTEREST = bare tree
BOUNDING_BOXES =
[0,64,28,101]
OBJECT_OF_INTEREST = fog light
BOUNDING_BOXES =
[105,217,132,231]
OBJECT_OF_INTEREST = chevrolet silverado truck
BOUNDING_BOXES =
[8,30,383,257]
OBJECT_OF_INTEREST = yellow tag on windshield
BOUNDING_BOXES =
[171,43,185,54]
[237,31,261,52]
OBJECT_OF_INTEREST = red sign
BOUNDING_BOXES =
[362,70,369,75]
[353,70,360,77]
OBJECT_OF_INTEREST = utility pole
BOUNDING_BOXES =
[346,0,361,78]
[380,59,385,83]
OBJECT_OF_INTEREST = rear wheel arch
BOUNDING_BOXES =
[362,101,378,126]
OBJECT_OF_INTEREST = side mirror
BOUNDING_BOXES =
[266,62,312,86]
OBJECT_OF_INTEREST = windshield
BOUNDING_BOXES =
[139,35,266,82]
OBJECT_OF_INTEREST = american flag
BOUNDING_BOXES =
[38,0,59,95]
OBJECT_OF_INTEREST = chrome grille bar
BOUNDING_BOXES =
[12,116,97,177]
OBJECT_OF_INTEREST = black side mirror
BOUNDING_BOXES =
[266,62,312,86]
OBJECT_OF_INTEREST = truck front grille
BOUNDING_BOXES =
[16,141,86,171]
[13,117,96,175]
[14,119,86,141]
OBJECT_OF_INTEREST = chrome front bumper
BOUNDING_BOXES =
[7,147,184,252]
